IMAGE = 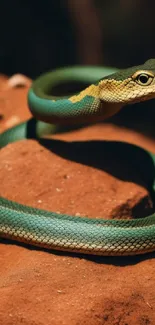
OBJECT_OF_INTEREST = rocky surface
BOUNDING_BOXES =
[0,75,155,325]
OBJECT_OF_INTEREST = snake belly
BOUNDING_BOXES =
[1,63,155,256]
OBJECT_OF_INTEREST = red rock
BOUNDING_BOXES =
[0,75,155,325]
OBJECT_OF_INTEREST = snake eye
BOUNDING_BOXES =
[135,73,153,86]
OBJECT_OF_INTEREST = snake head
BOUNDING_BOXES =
[99,59,155,105]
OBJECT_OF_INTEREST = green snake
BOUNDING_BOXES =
[1,59,155,256]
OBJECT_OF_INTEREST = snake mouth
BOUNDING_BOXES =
[126,90,155,105]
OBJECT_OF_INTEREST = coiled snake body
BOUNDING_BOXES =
[1,59,155,256]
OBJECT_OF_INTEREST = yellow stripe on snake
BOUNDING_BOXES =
[1,59,155,256]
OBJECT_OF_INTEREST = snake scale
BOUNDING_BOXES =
[1,59,155,256]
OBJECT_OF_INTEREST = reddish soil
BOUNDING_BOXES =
[0,75,155,325]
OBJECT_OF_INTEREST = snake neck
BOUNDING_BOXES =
[96,100,123,121]
[28,87,123,125]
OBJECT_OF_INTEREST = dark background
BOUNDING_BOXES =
[1,0,155,77]
[1,0,155,138]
